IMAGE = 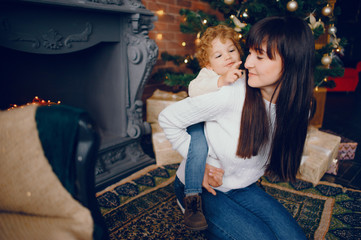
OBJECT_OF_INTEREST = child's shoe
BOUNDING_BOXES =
[183,195,208,230]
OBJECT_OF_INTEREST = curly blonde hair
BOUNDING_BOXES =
[196,25,243,68]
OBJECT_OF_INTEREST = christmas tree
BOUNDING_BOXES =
[155,0,346,90]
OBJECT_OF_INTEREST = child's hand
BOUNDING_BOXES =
[202,164,225,196]
[217,61,243,87]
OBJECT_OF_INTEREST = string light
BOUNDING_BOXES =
[184,59,189,64]
[181,41,186,47]
[8,96,60,110]
[156,34,163,40]
[202,19,208,24]
[242,9,249,18]
[156,9,164,16]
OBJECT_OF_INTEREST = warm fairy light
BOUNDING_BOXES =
[238,34,243,39]
[315,86,319,91]
[202,19,207,24]
[8,96,60,110]
[230,15,235,19]
[184,59,189,64]
[324,77,328,82]
[195,38,201,45]
[156,33,163,40]
[181,41,186,47]
[156,10,164,16]
[242,9,249,18]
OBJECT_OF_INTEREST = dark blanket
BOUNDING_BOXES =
[35,104,85,196]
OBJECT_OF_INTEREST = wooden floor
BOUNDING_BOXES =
[141,82,361,190]
[320,85,361,190]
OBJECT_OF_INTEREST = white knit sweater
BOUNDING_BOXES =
[158,77,276,192]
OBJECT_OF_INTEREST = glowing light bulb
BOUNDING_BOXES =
[184,59,188,63]
[182,42,186,47]
[202,19,207,24]
[156,34,163,40]
[156,10,164,16]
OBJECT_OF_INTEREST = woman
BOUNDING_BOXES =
[159,16,314,239]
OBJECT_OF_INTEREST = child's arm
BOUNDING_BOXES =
[188,68,220,97]
[189,62,243,97]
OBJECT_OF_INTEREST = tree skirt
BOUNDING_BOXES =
[96,164,361,240]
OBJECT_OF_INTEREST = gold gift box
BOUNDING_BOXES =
[297,127,341,185]
[146,90,187,166]
[151,123,183,166]
[146,89,187,123]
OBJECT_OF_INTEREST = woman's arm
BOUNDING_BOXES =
[158,88,229,158]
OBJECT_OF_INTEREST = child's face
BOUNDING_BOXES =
[244,44,283,101]
[206,37,241,76]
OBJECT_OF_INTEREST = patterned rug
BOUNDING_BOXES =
[96,164,361,240]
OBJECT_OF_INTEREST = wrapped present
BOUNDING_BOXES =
[338,142,358,160]
[146,89,188,123]
[297,127,341,185]
[320,129,358,160]
[151,123,183,166]
[146,89,187,166]
[326,159,339,175]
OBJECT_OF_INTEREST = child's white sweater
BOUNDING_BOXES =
[158,76,276,192]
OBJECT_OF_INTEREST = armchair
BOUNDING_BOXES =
[0,104,108,240]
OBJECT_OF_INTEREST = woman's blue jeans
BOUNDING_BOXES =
[185,122,208,195]
[174,177,307,240]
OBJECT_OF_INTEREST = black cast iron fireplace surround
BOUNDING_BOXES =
[0,0,159,190]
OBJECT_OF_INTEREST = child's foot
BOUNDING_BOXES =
[183,195,208,231]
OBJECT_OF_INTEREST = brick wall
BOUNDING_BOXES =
[142,0,224,76]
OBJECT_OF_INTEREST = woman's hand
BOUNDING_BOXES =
[202,164,224,196]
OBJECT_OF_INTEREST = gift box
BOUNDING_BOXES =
[297,128,341,185]
[151,123,183,166]
[326,159,339,175]
[146,90,187,166]
[146,89,188,123]
[320,129,358,160]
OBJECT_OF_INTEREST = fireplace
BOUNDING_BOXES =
[0,0,159,190]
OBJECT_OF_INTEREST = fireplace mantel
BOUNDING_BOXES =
[0,0,159,189]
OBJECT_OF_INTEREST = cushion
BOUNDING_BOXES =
[0,105,93,240]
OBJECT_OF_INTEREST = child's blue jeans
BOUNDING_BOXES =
[185,122,208,195]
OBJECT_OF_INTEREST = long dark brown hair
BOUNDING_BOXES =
[236,16,315,181]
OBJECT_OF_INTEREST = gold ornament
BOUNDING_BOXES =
[321,55,332,65]
[224,0,235,5]
[287,0,298,12]
[322,4,332,16]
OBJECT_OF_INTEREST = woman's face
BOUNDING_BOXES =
[206,37,241,76]
[244,44,283,102]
